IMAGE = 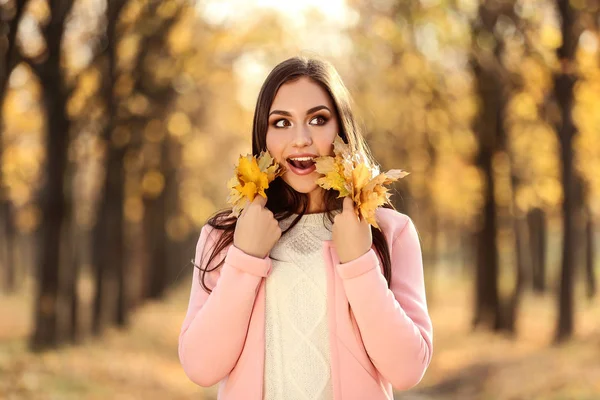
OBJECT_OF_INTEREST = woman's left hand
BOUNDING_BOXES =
[332,196,373,264]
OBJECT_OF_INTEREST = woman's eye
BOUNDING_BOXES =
[274,119,290,128]
[310,115,327,125]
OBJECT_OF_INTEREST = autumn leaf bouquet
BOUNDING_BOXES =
[226,151,284,217]
[314,135,409,229]
[226,136,408,227]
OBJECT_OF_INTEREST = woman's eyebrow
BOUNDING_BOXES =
[269,105,332,117]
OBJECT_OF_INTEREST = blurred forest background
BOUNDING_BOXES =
[0,0,599,399]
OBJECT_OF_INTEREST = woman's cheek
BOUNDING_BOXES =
[265,137,282,163]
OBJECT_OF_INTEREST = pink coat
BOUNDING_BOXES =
[178,207,433,399]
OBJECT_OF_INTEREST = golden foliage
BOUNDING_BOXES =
[315,136,409,229]
[142,170,165,198]
[226,151,284,217]
[167,112,191,138]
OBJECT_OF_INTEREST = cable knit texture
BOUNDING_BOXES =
[263,212,336,400]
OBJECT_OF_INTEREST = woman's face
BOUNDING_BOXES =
[266,77,339,212]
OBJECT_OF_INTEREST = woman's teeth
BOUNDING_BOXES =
[288,158,315,169]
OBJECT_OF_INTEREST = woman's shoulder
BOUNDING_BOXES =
[374,207,413,243]
[198,223,222,241]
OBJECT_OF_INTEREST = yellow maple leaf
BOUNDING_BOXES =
[314,134,409,229]
[352,163,372,194]
[226,150,284,217]
[315,156,350,197]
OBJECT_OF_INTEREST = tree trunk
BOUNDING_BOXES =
[29,0,75,351]
[498,143,530,333]
[0,202,16,292]
[553,0,581,344]
[165,141,184,286]
[471,64,503,330]
[470,1,517,331]
[528,207,547,293]
[68,225,81,343]
[473,149,501,330]
[144,143,169,300]
[92,0,129,334]
[555,109,576,343]
[500,214,529,333]
[585,207,596,299]
[0,0,29,294]
[127,219,146,309]
[144,193,168,299]
[92,150,125,333]
[31,87,70,350]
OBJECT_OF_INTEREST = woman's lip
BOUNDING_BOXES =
[287,153,318,158]
[286,160,316,176]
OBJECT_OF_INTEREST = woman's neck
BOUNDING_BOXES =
[304,188,327,214]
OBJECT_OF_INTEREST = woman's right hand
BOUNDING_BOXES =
[233,195,281,259]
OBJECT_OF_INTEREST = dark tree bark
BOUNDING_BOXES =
[553,0,582,344]
[165,141,186,286]
[145,138,186,300]
[144,138,177,299]
[528,207,547,293]
[93,150,126,333]
[31,79,71,350]
[144,176,168,299]
[29,0,75,351]
[66,220,82,343]
[472,142,501,330]
[0,202,16,292]
[573,177,596,300]
[470,0,538,334]
[470,4,507,330]
[584,207,596,299]
[0,0,30,293]
[92,0,130,335]
[501,210,529,333]
[498,144,529,333]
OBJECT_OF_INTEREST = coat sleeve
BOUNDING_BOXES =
[178,224,272,387]
[335,217,433,390]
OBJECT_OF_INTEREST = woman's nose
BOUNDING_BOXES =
[292,125,312,147]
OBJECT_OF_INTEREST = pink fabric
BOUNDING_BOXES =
[178,208,433,399]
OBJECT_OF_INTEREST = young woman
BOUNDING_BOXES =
[178,56,433,400]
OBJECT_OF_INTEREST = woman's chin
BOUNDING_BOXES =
[282,176,320,195]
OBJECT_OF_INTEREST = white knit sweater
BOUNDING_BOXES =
[263,212,336,400]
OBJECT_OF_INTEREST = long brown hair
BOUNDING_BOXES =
[196,56,395,293]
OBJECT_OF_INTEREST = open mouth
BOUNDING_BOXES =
[286,156,317,175]
[287,157,316,170]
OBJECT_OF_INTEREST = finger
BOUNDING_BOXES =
[342,196,354,214]
[239,199,250,217]
[253,194,267,208]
